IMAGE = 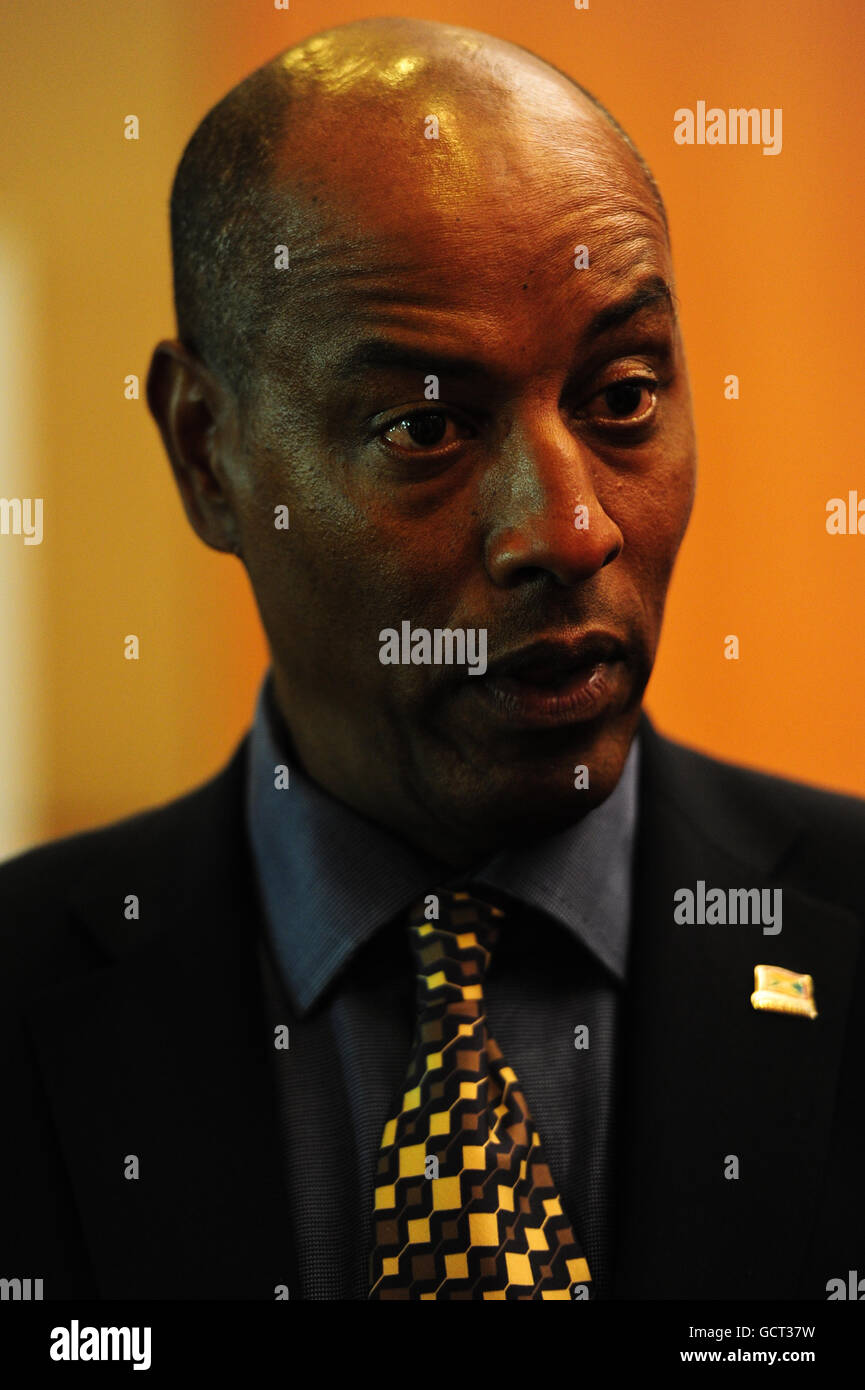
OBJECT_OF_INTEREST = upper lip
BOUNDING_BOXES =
[484,631,628,682]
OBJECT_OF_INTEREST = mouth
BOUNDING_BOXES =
[471,631,631,731]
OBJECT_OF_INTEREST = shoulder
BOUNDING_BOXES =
[652,720,865,826]
[642,716,865,911]
[0,739,245,900]
[0,737,249,992]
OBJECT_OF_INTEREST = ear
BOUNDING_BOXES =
[146,339,243,555]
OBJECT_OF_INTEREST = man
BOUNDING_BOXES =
[1,17,862,1301]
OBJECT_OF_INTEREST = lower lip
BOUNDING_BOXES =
[470,660,628,731]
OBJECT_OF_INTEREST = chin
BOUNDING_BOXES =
[474,711,634,793]
[440,750,627,856]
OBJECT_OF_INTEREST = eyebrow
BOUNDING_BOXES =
[333,341,485,381]
[332,275,676,381]
[584,275,676,339]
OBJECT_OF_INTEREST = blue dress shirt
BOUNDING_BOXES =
[246,670,639,1299]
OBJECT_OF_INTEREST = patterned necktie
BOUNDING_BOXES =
[368,888,592,1300]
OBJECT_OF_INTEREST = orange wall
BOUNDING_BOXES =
[1,0,862,856]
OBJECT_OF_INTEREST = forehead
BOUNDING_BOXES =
[263,70,670,358]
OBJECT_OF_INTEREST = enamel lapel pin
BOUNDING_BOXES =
[751,964,818,1019]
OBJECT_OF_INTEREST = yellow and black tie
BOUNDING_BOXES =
[368,888,591,1300]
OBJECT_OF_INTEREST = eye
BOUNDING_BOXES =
[379,409,470,453]
[585,377,659,426]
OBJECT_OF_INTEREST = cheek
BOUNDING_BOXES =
[239,423,452,616]
[650,454,696,554]
[240,499,446,695]
[662,384,699,536]
[608,451,695,593]
[640,406,698,554]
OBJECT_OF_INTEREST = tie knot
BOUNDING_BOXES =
[408,889,503,1001]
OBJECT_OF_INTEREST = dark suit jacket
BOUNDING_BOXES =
[1,713,862,1300]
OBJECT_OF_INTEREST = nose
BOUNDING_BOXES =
[483,412,624,589]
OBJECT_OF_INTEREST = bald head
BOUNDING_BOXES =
[169,17,667,406]
[151,15,694,865]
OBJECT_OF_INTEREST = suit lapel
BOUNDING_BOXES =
[20,715,860,1300]
[614,718,861,1298]
[22,739,298,1299]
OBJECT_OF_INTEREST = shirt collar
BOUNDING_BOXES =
[246,671,639,1015]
